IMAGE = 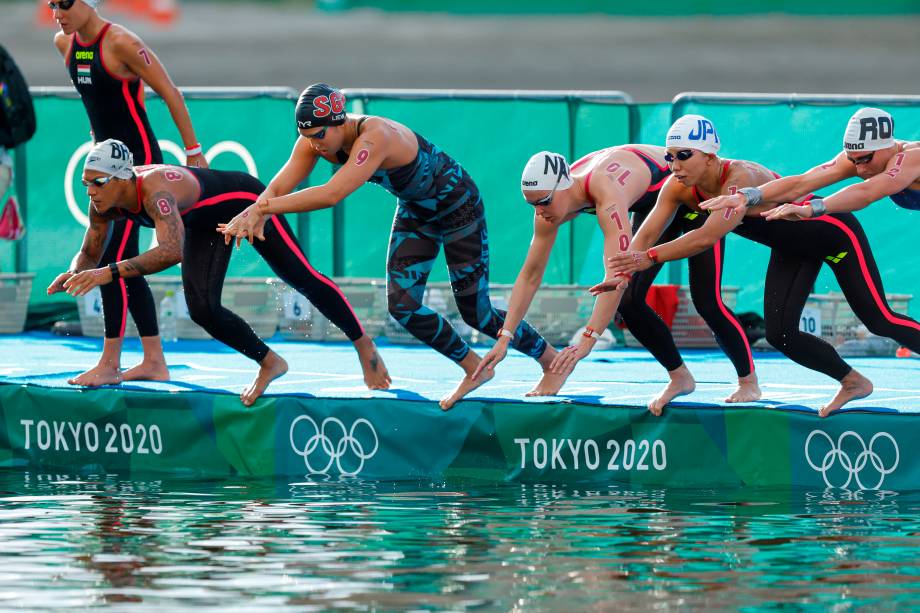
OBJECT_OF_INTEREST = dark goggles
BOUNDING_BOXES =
[526,172,564,207]
[664,149,695,163]
[48,0,76,10]
[847,151,875,165]
[82,175,116,188]
[302,126,328,140]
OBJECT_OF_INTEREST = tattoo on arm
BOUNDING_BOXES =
[75,207,113,270]
[120,190,184,277]
[603,205,631,251]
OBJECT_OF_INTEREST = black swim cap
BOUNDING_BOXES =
[295,83,347,130]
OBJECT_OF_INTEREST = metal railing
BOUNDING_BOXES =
[672,92,920,109]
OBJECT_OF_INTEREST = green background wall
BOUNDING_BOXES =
[6,89,920,319]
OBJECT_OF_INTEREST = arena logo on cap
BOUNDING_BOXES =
[313,91,346,119]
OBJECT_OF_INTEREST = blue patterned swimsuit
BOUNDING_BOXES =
[336,118,547,363]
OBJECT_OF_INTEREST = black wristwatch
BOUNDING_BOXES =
[108,262,121,282]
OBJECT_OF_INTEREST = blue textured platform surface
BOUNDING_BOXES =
[1,332,918,415]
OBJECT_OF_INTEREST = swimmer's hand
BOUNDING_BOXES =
[609,250,653,276]
[549,340,592,376]
[762,202,813,221]
[700,193,747,212]
[589,275,630,296]
[473,339,508,380]
[62,267,111,297]
[185,152,208,169]
[218,203,267,248]
[47,271,74,295]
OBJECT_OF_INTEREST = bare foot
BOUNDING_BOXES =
[820,370,873,417]
[525,371,569,396]
[536,343,559,371]
[122,360,170,382]
[524,344,568,396]
[440,369,494,411]
[440,352,491,411]
[68,364,123,387]
[241,351,289,407]
[725,372,761,403]
[354,336,391,390]
[648,365,695,416]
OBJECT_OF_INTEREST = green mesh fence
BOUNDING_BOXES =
[9,88,920,320]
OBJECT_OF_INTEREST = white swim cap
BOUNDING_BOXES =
[843,108,894,152]
[83,0,100,9]
[84,139,134,180]
[521,151,574,192]
[665,114,720,154]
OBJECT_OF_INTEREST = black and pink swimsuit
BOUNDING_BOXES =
[66,22,161,339]
[121,166,366,362]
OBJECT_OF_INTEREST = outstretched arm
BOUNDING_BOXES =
[47,204,112,295]
[473,217,558,380]
[550,188,634,377]
[62,189,184,296]
[608,205,741,279]
[217,137,320,246]
[701,153,855,212]
[604,167,761,283]
[587,177,681,295]
[765,149,920,220]
[218,126,391,245]
[261,137,320,201]
[263,130,388,216]
[630,180,682,252]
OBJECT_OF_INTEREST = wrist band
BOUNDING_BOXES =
[184,143,203,156]
[646,247,659,264]
[582,326,601,340]
[809,198,827,217]
[738,186,763,208]
[108,262,120,281]
[498,328,514,339]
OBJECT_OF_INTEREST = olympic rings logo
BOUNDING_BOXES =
[64,139,258,228]
[804,430,899,491]
[289,415,379,477]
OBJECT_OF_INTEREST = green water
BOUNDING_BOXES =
[1,473,918,610]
